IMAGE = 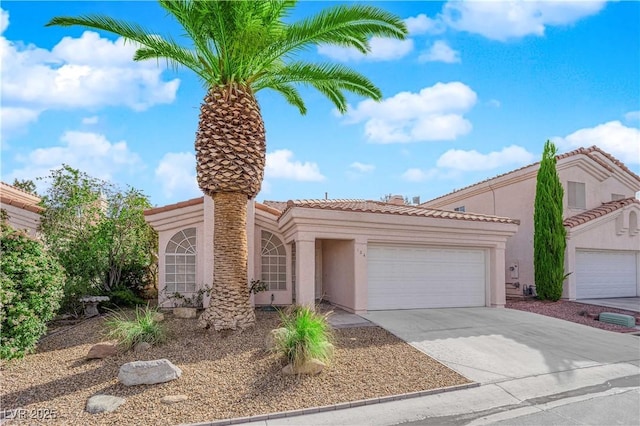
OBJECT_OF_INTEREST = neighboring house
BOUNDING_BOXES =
[144,197,518,313]
[0,182,43,237]
[421,146,640,300]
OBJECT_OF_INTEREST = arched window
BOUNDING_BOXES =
[166,228,197,294]
[261,230,286,290]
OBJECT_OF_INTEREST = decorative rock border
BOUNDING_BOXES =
[186,382,479,426]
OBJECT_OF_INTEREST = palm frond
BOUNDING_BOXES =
[46,15,208,75]
[268,83,307,115]
[253,4,407,71]
[254,62,381,112]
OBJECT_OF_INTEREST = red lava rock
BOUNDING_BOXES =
[506,300,638,333]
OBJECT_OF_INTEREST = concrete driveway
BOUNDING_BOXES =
[575,297,640,312]
[363,308,640,384]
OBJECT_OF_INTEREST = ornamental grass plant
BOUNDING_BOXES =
[275,305,334,367]
[104,305,166,350]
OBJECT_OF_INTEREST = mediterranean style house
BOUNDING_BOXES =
[0,182,43,237]
[144,197,519,313]
[421,146,640,300]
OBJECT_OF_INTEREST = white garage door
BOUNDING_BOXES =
[367,244,486,310]
[576,250,638,299]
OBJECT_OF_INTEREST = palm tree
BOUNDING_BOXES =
[47,0,407,331]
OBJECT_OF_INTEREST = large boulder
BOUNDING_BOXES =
[118,359,182,386]
[282,358,326,376]
[265,327,289,352]
[86,343,118,359]
[86,395,126,414]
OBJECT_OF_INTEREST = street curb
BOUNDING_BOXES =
[185,382,480,426]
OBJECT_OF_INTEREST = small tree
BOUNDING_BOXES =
[38,165,157,312]
[533,140,566,301]
[12,179,38,196]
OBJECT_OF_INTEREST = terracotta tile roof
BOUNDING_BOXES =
[280,199,519,225]
[143,197,204,216]
[564,197,640,228]
[423,146,640,205]
[0,196,44,213]
[255,202,281,216]
[144,197,282,217]
[0,182,44,213]
[585,146,640,183]
[262,200,289,212]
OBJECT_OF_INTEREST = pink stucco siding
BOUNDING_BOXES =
[421,147,640,299]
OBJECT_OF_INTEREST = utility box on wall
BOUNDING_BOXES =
[509,262,519,279]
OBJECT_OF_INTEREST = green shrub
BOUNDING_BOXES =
[107,286,145,308]
[275,306,334,367]
[104,306,166,350]
[0,218,65,360]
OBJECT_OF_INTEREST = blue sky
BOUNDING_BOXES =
[1,1,639,207]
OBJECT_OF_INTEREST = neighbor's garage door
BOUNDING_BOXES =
[367,244,486,310]
[576,250,638,299]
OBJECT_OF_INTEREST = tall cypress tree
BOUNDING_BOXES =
[533,140,567,300]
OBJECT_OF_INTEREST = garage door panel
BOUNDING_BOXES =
[367,245,485,310]
[576,250,637,299]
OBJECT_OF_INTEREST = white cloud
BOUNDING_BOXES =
[404,13,445,35]
[487,99,501,108]
[82,116,99,125]
[402,168,437,182]
[1,8,179,135]
[344,82,477,143]
[436,145,535,171]
[553,121,640,165]
[154,152,200,199]
[441,1,606,41]
[418,40,460,63]
[624,111,640,122]
[1,107,41,139]
[317,37,414,62]
[265,150,325,181]
[7,131,142,187]
[349,162,375,173]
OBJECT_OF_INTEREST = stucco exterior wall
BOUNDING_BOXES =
[279,208,517,313]
[2,204,41,236]
[424,175,537,294]
[564,205,640,299]
[144,200,205,308]
[422,155,640,299]
[254,207,291,306]
[321,239,355,310]
[560,166,634,217]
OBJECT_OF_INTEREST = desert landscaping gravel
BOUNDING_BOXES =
[506,299,639,332]
[1,310,469,425]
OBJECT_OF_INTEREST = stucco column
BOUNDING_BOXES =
[489,244,506,308]
[295,238,316,308]
[353,238,368,314]
[563,235,576,300]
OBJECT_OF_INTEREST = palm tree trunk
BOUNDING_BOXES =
[198,191,256,330]
[195,86,264,331]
